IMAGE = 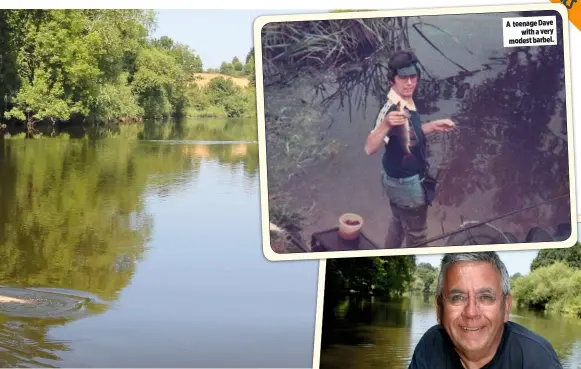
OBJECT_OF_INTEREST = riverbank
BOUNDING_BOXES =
[0,10,256,136]
[512,258,581,317]
[185,74,256,119]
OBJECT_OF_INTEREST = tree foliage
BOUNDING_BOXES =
[214,49,255,82]
[512,262,581,317]
[325,255,416,299]
[0,9,231,132]
[189,76,256,118]
[411,262,439,294]
[531,243,581,271]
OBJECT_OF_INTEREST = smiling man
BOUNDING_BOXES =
[408,252,562,369]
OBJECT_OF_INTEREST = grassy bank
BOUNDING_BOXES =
[185,73,256,119]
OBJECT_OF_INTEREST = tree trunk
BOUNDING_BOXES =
[27,117,35,138]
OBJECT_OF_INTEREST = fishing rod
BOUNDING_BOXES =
[411,23,471,73]
[408,193,570,248]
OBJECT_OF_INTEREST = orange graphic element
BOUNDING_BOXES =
[550,0,580,31]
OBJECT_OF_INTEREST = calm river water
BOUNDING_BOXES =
[320,294,581,369]
[0,117,318,367]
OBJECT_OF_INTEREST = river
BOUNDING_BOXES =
[320,294,581,369]
[0,117,318,368]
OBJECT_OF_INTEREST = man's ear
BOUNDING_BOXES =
[435,295,441,324]
[504,295,512,322]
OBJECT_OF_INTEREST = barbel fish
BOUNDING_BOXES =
[391,101,414,166]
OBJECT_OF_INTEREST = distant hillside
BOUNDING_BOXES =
[189,73,250,88]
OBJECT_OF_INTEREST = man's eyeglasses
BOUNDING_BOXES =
[443,292,498,307]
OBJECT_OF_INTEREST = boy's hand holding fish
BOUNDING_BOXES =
[364,104,408,156]
[381,110,409,129]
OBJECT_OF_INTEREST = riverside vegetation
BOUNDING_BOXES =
[0,9,257,139]
[324,242,581,319]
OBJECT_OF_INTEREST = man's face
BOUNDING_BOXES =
[392,73,417,98]
[436,261,512,359]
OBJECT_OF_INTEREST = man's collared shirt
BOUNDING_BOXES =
[372,88,417,144]
[408,321,563,369]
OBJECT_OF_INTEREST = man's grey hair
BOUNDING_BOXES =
[436,252,511,298]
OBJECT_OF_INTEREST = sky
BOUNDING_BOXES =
[150,9,576,277]
[152,9,330,69]
[415,223,580,276]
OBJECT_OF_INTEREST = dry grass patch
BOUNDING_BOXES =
[189,73,250,88]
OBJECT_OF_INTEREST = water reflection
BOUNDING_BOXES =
[0,139,153,299]
[0,117,260,366]
[403,10,571,240]
[510,306,581,368]
[431,40,570,240]
[0,315,70,368]
[320,294,581,369]
[138,117,258,143]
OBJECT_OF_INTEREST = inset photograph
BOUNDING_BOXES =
[313,241,581,368]
[254,4,576,260]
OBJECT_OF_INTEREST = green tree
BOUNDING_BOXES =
[245,48,254,65]
[1,9,156,129]
[223,94,248,118]
[531,243,581,271]
[232,56,244,72]
[83,9,155,83]
[186,84,210,111]
[0,9,253,126]
[412,262,439,294]
[244,49,255,84]
[131,46,186,118]
[4,10,101,133]
[219,61,234,75]
[0,10,22,120]
[512,262,581,316]
[89,72,144,123]
[205,77,239,106]
[152,35,203,75]
[326,255,416,298]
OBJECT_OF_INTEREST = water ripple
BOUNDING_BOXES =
[0,286,107,320]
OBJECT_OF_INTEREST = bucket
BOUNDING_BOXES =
[338,213,363,240]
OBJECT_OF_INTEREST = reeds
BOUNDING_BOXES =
[261,16,412,111]
[262,16,410,76]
